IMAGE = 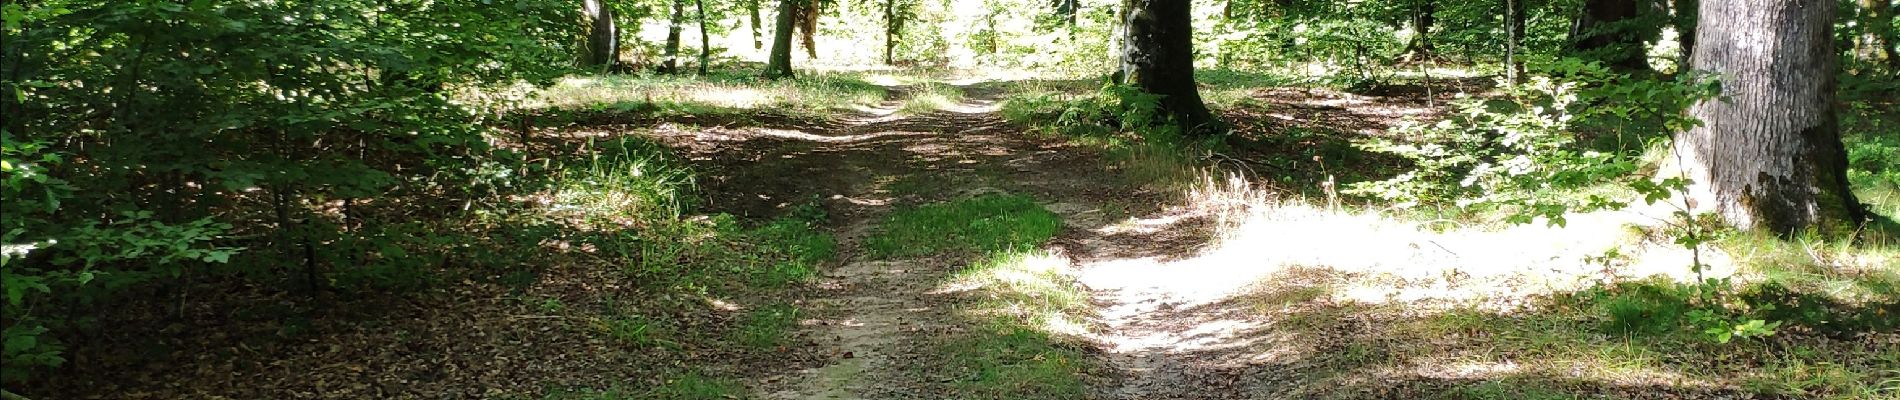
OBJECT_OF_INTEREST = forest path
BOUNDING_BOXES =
[673,80,1257,399]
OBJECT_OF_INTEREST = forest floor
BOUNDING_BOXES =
[31,74,1894,400]
[676,79,1898,400]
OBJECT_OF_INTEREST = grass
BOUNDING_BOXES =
[529,70,887,119]
[896,81,967,115]
[862,194,1062,259]
[523,135,840,397]
[543,372,746,400]
[735,302,801,349]
[548,138,695,221]
[865,194,1091,399]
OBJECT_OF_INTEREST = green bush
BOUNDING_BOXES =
[0,0,579,383]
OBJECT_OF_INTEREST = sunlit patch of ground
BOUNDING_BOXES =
[529,73,888,116]
[1071,170,1899,399]
[1083,173,1731,312]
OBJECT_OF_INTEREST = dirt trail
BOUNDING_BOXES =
[674,81,1261,399]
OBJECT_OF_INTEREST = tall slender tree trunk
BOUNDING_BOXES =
[1505,0,1527,83]
[1404,0,1437,58]
[697,0,711,75]
[749,0,765,50]
[662,0,686,74]
[885,0,897,65]
[1122,0,1219,135]
[1570,0,1657,72]
[1672,0,1862,235]
[580,0,618,69]
[766,0,797,78]
[798,0,820,59]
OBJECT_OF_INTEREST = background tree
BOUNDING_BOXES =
[766,0,797,78]
[697,0,713,74]
[662,0,686,73]
[1403,0,1437,58]
[582,0,620,68]
[1672,0,1863,234]
[1120,0,1218,135]
[1568,0,1659,72]
[750,0,765,49]
[797,0,822,59]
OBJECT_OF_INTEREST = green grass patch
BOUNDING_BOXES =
[735,302,801,350]
[896,81,967,115]
[941,324,1088,400]
[863,194,1062,259]
[647,372,748,400]
[740,205,838,288]
[1445,380,1585,400]
[543,372,746,400]
[940,252,1091,398]
[547,137,696,221]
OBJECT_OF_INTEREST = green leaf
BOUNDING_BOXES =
[4,333,37,353]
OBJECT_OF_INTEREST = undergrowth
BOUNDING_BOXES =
[866,194,1091,399]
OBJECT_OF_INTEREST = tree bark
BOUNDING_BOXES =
[885,0,897,65]
[1404,0,1437,58]
[797,0,820,59]
[1569,0,1657,72]
[1122,0,1219,135]
[580,0,618,69]
[662,0,686,74]
[697,0,711,75]
[1506,0,1527,83]
[766,0,797,79]
[750,0,765,50]
[1672,0,1863,235]
[1674,0,1697,67]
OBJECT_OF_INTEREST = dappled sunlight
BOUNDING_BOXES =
[530,74,887,114]
[933,250,1090,335]
[1083,172,1738,313]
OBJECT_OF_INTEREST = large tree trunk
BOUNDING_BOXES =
[750,0,765,50]
[1121,0,1219,135]
[662,0,686,74]
[1569,0,1657,72]
[766,0,797,79]
[697,0,711,75]
[1672,0,1862,235]
[580,0,618,69]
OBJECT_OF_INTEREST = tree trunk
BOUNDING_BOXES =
[1404,0,1437,58]
[750,0,765,50]
[662,0,685,74]
[1505,0,1526,83]
[766,0,797,79]
[1569,0,1656,72]
[580,0,618,69]
[697,0,712,75]
[1672,0,1863,235]
[1674,0,1697,67]
[1122,0,1219,135]
[797,0,820,59]
[885,0,897,65]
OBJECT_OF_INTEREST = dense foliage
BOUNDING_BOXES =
[1,0,580,382]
